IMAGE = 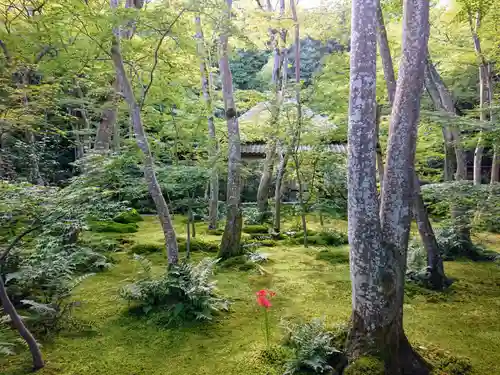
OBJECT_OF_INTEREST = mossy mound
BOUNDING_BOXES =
[129,243,164,254]
[207,228,225,236]
[219,255,255,271]
[113,209,144,224]
[344,356,384,375]
[90,221,139,233]
[177,238,219,253]
[288,229,348,247]
[316,249,349,265]
[418,345,473,375]
[242,225,270,234]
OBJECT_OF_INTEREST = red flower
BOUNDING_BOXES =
[256,290,267,297]
[257,295,272,308]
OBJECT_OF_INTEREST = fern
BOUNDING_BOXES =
[120,258,229,325]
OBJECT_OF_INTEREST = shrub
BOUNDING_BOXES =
[282,318,345,375]
[435,226,492,261]
[318,229,348,246]
[113,209,143,224]
[288,229,348,247]
[80,237,120,253]
[243,225,270,234]
[89,221,138,233]
[120,257,229,325]
[344,356,384,375]
[129,243,164,254]
[177,238,219,253]
[407,238,427,271]
[316,249,349,264]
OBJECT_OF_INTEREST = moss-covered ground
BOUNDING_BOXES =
[2,216,500,375]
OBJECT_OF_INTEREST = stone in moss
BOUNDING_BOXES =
[113,209,143,224]
[344,356,384,375]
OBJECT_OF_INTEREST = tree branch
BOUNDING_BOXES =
[0,224,40,265]
[141,8,186,108]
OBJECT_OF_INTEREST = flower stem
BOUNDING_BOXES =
[264,308,270,348]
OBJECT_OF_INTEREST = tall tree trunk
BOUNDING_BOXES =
[347,0,431,371]
[487,63,498,184]
[375,104,385,184]
[468,11,487,185]
[194,15,219,230]
[378,4,447,289]
[256,0,286,222]
[110,37,178,265]
[289,0,307,245]
[218,0,243,260]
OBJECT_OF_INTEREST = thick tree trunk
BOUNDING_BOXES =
[111,38,178,265]
[0,277,44,371]
[256,141,277,220]
[348,0,431,371]
[195,15,219,230]
[218,0,243,259]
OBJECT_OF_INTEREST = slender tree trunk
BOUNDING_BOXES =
[491,146,499,183]
[413,174,447,290]
[195,15,219,230]
[0,277,43,370]
[113,117,120,152]
[110,38,178,265]
[256,0,286,222]
[273,147,288,232]
[376,1,396,105]
[468,11,487,185]
[347,0,431,371]
[74,81,91,153]
[218,0,243,260]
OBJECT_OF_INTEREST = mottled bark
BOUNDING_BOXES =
[195,15,219,230]
[375,104,385,184]
[348,0,431,371]
[218,0,243,259]
[256,141,277,220]
[111,38,178,265]
[94,84,117,153]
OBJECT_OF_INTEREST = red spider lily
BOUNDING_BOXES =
[257,295,272,308]
[255,289,276,309]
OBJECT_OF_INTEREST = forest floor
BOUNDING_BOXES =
[2,216,500,375]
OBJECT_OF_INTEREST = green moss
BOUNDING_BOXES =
[344,356,384,375]
[177,238,219,253]
[207,228,225,236]
[418,345,473,375]
[219,255,255,271]
[90,221,139,233]
[316,249,349,265]
[242,225,269,234]
[113,209,144,224]
[129,243,164,254]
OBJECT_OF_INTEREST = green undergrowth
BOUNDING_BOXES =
[2,216,500,375]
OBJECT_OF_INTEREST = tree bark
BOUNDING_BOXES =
[348,0,432,371]
[94,84,117,153]
[491,145,499,183]
[195,15,219,230]
[110,37,179,265]
[218,0,243,260]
